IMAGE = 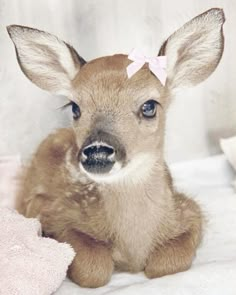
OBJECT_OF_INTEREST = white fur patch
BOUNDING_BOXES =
[79,153,156,184]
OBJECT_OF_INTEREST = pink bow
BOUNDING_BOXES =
[126,49,167,86]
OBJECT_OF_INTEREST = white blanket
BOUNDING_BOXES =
[56,155,236,295]
[220,136,236,190]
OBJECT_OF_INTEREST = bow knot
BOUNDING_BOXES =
[126,49,167,86]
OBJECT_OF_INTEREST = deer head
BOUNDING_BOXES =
[7,8,225,182]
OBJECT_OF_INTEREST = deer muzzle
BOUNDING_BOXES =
[79,130,126,175]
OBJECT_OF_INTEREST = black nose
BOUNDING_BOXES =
[81,143,115,174]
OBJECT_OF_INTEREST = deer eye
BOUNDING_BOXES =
[141,100,158,118]
[72,102,81,120]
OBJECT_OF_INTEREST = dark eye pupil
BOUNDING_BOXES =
[72,102,80,120]
[142,100,158,118]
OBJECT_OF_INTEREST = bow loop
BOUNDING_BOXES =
[126,49,167,86]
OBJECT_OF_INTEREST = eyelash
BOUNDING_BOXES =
[60,101,73,109]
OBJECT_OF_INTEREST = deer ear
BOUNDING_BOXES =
[7,25,86,95]
[159,8,225,91]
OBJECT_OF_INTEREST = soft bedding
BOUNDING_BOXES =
[0,154,235,294]
[221,136,236,190]
[0,156,75,295]
[56,155,236,295]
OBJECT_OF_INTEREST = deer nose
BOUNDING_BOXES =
[81,143,115,174]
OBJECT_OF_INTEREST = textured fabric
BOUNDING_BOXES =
[0,208,75,295]
[0,156,75,295]
[221,136,236,190]
[0,155,21,208]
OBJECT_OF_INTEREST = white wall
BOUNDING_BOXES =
[0,0,235,162]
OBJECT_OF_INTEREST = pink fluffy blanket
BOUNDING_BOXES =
[0,156,75,295]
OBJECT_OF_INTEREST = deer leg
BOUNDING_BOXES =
[145,193,202,278]
[59,230,114,288]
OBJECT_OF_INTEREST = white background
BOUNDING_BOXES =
[0,0,235,162]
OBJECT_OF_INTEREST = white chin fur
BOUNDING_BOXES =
[79,153,156,184]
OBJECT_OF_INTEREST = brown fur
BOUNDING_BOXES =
[16,127,203,286]
[9,8,225,288]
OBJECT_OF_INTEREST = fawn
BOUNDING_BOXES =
[8,8,225,288]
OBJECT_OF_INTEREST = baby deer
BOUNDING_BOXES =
[8,8,225,288]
